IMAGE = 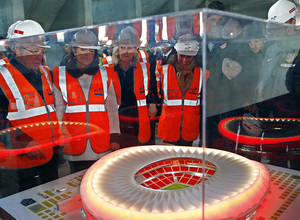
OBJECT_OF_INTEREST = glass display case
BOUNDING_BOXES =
[0,7,299,220]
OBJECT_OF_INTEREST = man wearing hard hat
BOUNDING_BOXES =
[267,0,298,33]
[256,0,299,106]
[254,0,300,169]
[0,20,61,196]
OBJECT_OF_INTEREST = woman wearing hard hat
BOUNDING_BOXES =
[110,26,153,148]
[156,34,209,146]
[52,29,120,173]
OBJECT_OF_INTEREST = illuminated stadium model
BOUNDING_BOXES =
[80,145,270,220]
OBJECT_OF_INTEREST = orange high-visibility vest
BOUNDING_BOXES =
[0,64,60,169]
[110,62,151,143]
[155,60,164,99]
[101,54,113,65]
[53,65,112,155]
[157,64,209,142]
[138,49,149,63]
[0,57,9,65]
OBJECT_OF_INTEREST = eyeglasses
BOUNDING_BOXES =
[20,47,46,55]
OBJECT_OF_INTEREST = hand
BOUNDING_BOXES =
[20,140,46,160]
[110,142,120,151]
[244,104,258,115]
[148,104,158,118]
[22,149,46,160]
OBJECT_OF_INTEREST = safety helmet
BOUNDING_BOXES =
[242,114,263,137]
[118,26,140,47]
[174,34,199,56]
[9,20,50,48]
[6,20,22,39]
[70,29,100,50]
[268,0,298,23]
[10,20,46,38]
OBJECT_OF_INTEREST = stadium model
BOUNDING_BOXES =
[80,145,270,220]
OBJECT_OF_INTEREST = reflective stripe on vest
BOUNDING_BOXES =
[99,65,108,101]
[0,66,55,120]
[8,105,55,120]
[137,99,147,107]
[184,99,201,106]
[162,65,169,103]
[58,66,68,102]
[106,56,113,64]
[162,65,202,106]
[66,104,105,113]
[140,62,148,96]
[0,59,6,65]
[0,66,25,111]
[40,66,53,93]
[139,50,148,63]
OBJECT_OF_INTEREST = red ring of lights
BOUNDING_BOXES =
[218,116,300,147]
[0,121,102,157]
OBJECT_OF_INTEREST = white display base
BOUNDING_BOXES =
[0,169,86,220]
[0,164,299,220]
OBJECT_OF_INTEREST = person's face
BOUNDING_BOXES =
[73,47,95,69]
[161,46,172,55]
[222,19,243,39]
[207,15,224,38]
[107,47,113,55]
[149,46,156,53]
[0,51,6,59]
[286,18,296,36]
[177,53,194,67]
[119,45,137,64]
[249,39,265,53]
[15,45,45,72]
[62,46,70,55]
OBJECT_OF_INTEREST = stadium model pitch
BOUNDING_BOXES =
[162,183,190,190]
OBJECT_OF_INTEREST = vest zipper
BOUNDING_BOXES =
[180,95,185,139]
[41,74,55,142]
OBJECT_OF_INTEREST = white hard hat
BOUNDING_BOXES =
[70,29,100,50]
[10,20,46,38]
[242,115,263,137]
[174,34,199,56]
[9,20,50,48]
[6,20,22,39]
[268,0,298,23]
[118,26,140,47]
